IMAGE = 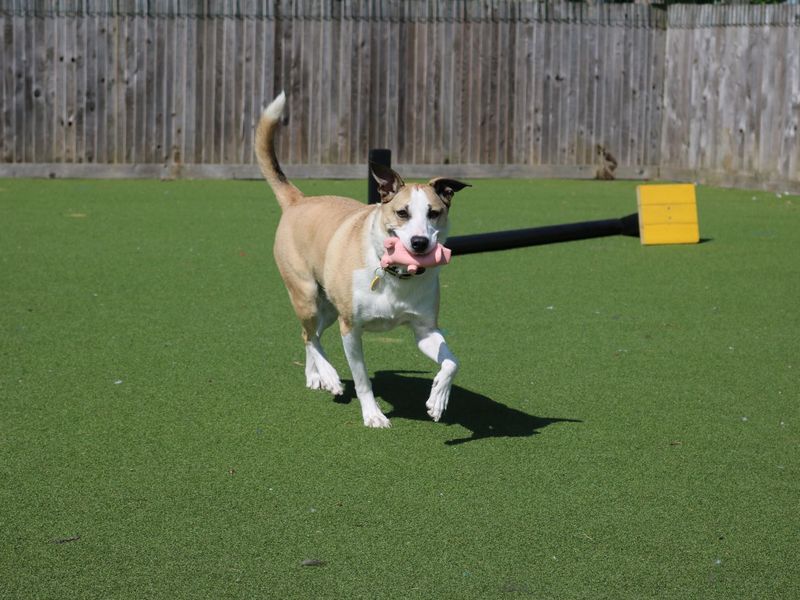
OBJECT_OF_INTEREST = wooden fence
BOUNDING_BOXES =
[662,4,800,191]
[1,1,798,191]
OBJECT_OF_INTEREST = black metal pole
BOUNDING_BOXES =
[446,213,640,256]
[368,149,392,204]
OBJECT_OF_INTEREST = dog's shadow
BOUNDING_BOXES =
[338,370,580,445]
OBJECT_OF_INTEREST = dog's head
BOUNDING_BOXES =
[370,163,470,255]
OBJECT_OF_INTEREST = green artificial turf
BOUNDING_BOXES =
[1,177,798,599]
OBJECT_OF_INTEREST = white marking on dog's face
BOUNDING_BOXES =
[384,185,448,255]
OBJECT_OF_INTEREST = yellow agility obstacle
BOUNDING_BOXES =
[636,184,700,245]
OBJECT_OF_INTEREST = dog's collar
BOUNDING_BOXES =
[384,265,426,279]
[370,265,426,291]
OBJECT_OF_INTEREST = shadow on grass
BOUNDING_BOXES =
[337,370,580,445]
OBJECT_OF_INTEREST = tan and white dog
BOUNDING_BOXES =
[255,92,470,428]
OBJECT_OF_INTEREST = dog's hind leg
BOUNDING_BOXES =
[304,292,343,395]
[286,279,344,396]
[304,337,343,395]
[314,292,338,338]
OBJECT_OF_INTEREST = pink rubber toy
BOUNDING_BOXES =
[380,237,452,274]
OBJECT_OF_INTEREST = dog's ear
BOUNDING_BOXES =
[370,162,405,203]
[428,177,471,206]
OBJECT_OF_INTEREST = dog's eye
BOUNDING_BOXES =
[396,209,409,219]
[428,210,441,219]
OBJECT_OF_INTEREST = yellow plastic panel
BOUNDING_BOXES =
[636,184,699,245]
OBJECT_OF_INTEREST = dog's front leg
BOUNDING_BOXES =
[412,324,459,422]
[340,323,391,429]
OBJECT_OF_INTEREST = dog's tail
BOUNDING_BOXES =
[255,92,303,209]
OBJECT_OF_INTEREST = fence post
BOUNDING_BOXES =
[368,149,392,204]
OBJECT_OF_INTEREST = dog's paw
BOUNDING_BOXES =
[306,362,343,395]
[363,410,391,429]
[426,400,447,422]
[425,374,452,422]
[306,376,344,396]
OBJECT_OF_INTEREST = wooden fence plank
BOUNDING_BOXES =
[178,15,195,169]
[457,15,471,165]
[322,16,336,163]
[387,9,399,153]
[21,11,34,163]
[11,15,24,163]
[196,13,211,163]
[412,20,425,164]
[239,13,254,165]
[113,14,124,164]
[430,17,443,165]
[744,23,761,175]
[759,25,781,178]
[540,20,554,165]
[440,10,454,165]
[335,7,351,165]
[0,15,5,162]
[482,16,494,164]
[531,19,545,166]
[123,13,134,164]
[610,21,624,166]
[93,13,106,163]
[647,25,665,168]
[356,13,370,165]
[500,0,510,165]
[167,9,179,167]
[155,14,167,164]
[139,15,151,164]
[471,14,484,164]
[88,14,101,164]
[575,21,589,166]
[552,20,566,165]
[784,23,800,182]
[78,13,90,164]
[564,22,578,166]
[220,14,233,164]
[51,15,63,163]
[213,14,226,164]
[32,13,46,161]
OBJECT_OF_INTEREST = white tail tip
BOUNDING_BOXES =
[264,91,286,121]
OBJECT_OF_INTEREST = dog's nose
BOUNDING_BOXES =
[410,236,429,253]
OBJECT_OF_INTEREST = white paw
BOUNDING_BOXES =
[305,363,343,395]
[306,372,322,390]
[363,410,391,429]
[425,374,452,422]
[306,376,343,395]
[316,362,344,395]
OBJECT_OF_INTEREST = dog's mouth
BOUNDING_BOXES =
[386,229,433,256]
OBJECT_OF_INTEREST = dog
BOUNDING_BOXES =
[255,92,470,428]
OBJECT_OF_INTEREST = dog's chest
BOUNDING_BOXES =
[350,268,437,331]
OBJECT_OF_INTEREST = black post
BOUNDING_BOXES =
[368,149,392,204]
[446,213,640,256]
